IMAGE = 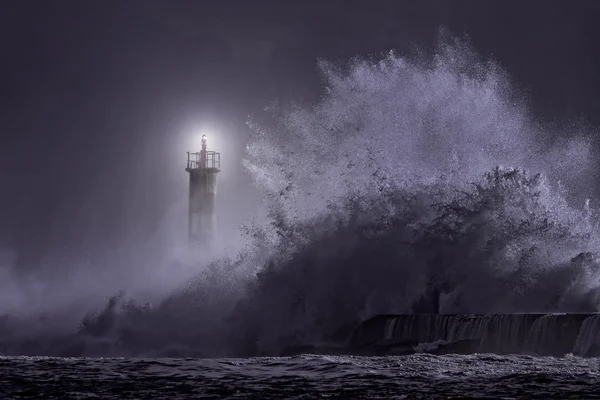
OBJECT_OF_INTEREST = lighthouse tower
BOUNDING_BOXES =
[185,134,220,246]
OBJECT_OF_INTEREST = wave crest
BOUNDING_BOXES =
[2,36,600,357]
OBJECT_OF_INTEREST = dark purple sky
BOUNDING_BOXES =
[1,0,599,269]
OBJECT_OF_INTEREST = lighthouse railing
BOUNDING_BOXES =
[187,151,220,169]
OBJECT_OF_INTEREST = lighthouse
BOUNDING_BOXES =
[185,134,220,246]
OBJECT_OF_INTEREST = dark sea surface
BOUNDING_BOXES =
[2,354,600,399]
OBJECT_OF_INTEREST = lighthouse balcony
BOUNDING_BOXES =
[186,151,221,170]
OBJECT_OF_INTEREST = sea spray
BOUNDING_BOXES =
[1,36,600,357]
[244,36,595,218]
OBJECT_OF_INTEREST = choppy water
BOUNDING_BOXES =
[2,354,600,399]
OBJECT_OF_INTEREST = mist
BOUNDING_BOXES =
[1,17,599,358]
[0,107,263,321]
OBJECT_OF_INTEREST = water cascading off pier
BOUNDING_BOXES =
[343,313,600,357]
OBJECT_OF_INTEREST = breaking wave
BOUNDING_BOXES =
[2,36,600,357]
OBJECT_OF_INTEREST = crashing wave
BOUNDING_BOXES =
[1,35,599,357]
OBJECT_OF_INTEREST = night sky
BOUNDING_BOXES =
[1,0,599,271]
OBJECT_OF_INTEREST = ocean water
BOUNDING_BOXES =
[2,34,600,399]
[2,354,599,399]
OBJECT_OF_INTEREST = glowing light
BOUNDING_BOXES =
[192,132,209,151]
[187,125,224,155]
